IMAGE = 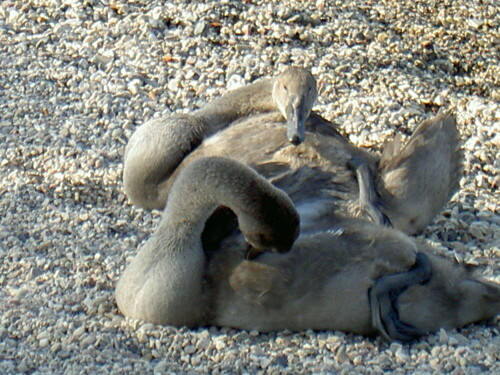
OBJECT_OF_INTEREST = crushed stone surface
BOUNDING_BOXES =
[0,1,498,374]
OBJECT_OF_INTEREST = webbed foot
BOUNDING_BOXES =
[378,112,462,235]
[369,252,432,341]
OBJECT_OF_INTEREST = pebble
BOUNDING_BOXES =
[439,329,449,345]
[73,326,86,338]
[81,333,97,347]
[16,362,29,373]
[39,338,49,348]
[214,338,227,350]
[154,361,168,373]
[0,1,498,374]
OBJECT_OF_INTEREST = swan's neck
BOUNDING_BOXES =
[159,159,254,234]
[193,78,276,134]
[158,157,298,253]
[160,200,218,244]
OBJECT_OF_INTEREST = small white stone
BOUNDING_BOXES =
[260,357,272,368]
[16,362,28,373]
[467,19,483,29]
[39,338,49,348]
[227,74,245,91]
[191,356,202,366]
[154,361,168,374]
[439,329,449,344]
[196,336,211,350]
[395,347,409,362]
[83,297,94,311]
[73,326,86,338]
[214,339,226,350]
[128,79,142,95]
[137,331,147,343]
[81,333,97,347]
[194,20,206,35]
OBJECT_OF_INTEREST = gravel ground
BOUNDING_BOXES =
[0,1,499,374]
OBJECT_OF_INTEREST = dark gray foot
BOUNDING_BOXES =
[348,156,392,227]
[369,252,432,342]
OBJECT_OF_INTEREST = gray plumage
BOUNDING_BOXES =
[117,69,498,340]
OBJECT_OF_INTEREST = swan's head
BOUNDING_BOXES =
[240,210,300,253]
[238,189,300,254]
[272,67,317,145]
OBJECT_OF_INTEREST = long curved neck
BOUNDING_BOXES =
[159,157,299,251]
[161,157,269,229]
[193,78,277,135]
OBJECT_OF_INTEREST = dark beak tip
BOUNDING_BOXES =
[288,134,303,145]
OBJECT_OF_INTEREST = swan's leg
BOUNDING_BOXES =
[348,156,392,227]
[369,252,432,341]
[378,112,462,235]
